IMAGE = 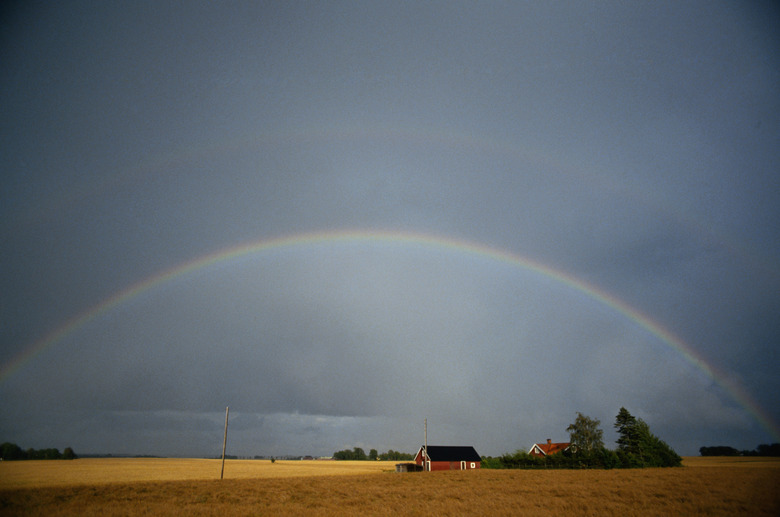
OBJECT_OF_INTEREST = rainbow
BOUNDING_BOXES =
[3,229,778,439]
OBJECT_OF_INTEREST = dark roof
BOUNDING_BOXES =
[420,445,481,462]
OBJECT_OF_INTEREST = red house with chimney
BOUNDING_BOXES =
[528,439,570,457]
[414,445,481,471]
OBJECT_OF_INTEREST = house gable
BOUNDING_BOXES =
[528,439,570,457]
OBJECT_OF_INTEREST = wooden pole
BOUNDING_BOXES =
[220,406,229,479]
[424,418,428,472]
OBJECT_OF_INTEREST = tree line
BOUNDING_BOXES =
[332,447,414,461]
[700,443,780,457]
[1,442,77,460]
[483,407,682,469]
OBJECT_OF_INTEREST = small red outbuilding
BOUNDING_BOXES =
[414,445,481,471]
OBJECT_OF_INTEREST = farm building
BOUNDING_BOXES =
[528,439,571,457]
[414,445,481,471]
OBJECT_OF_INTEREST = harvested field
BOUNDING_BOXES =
[0,459,392,490]
[0,457,778,516]
[679,456,780,468]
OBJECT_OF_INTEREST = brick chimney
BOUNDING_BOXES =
[547,439,552,445]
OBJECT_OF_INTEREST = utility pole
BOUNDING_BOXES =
[424,418,428,472]
[220,406,229,479]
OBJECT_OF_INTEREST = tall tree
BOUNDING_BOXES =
[566,412,604,453]
[614,407,641,455]
[614,407,681,467]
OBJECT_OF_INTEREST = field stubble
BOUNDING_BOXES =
[0,457,778,516]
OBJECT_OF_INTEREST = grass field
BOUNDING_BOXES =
[0,457,778,515]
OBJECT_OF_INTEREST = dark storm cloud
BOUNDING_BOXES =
[1,1,778,457]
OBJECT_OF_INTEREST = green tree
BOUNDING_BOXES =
[614,407,681,467]
[566,412,604,453]
[378,449,413,461]
[63,447,77,460]
[369,448,378,460]
[333,447,369,460]
[699,446,739,456]
[352,447,367,460]
[0,442,25,460]
[46,448,62,460]
[756,443,780,456]
[614,407,642,455]
[333,449,352,460]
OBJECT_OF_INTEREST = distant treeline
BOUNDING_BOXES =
[1,442,76,460]
[333,447,414,461]
[700,443,780,457]
[79,453,160,458]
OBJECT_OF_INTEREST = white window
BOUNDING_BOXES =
[470,462,476,469]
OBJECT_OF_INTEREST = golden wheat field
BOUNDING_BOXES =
[0,457,778,516]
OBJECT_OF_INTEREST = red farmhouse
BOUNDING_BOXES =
[528,439,570,457]
[414,445,481,471]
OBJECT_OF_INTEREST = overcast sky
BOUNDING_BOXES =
[1,1,778,458]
